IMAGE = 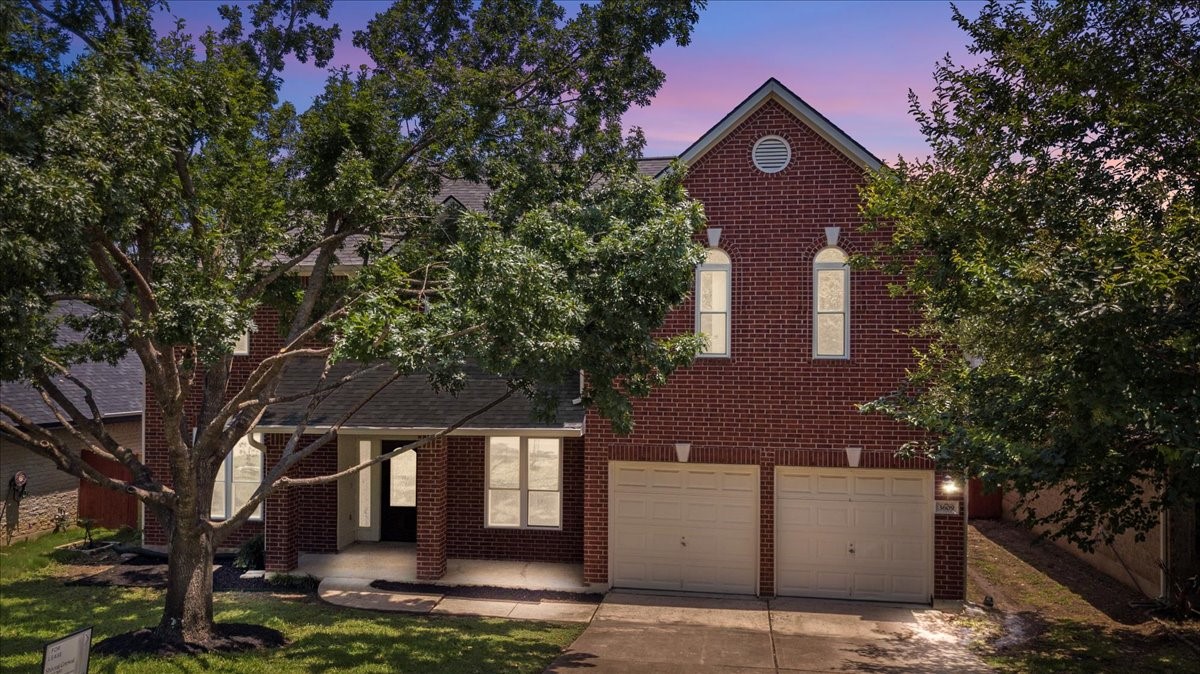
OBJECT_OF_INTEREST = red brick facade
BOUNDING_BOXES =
[582,97,965,600]
[142,83,966,603]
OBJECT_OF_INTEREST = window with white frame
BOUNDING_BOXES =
[813,246,850,358]
[211,434,265,520]
[486,437,562,528]
[696,248,731,357]
[234,330,250,356]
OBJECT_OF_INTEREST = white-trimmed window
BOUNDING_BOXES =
[486,437,562,528]
[211,433,265,520]
[814,246,850,359]
[234,330,250,356]
[696,248,731,357]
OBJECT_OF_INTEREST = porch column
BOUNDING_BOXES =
[416,437,448,580]
[265,436,298,572]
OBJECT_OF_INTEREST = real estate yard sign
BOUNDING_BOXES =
[42,627,91,674]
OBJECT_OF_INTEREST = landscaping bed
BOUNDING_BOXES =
[960,519,1199,672]
[66,552,295,593]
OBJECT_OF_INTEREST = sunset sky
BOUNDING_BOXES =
[157,1,983,162]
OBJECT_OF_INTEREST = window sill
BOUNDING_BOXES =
[484,524,563,532]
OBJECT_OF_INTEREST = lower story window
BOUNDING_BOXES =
[211,434,265,520]
[486,437,562,528]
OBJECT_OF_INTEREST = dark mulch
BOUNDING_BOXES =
[369,579,602,604]
[92,623,286,657]
[67,554,278,593]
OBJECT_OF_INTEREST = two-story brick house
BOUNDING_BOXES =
[143,79,967,603]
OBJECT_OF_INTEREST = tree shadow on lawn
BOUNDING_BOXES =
[971,519,1153,626]
[2,579,578,674]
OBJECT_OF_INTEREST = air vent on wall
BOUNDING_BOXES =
[752,135,791,174]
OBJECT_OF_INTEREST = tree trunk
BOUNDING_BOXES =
[155,519,217,644]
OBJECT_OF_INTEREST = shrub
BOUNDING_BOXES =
[234,534,265,570]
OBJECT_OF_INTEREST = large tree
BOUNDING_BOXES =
[862,0,1198,552]
[0,0,706,645]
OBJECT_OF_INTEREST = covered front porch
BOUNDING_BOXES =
[295,541,590,592]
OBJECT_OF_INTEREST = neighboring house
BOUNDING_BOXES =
[142,79,968,603]
[1002,489,1198,600]
[0,306,144,544]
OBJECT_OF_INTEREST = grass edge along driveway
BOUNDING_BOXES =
[0,529,583,673]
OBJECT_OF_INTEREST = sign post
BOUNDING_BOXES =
[42,627,92,674]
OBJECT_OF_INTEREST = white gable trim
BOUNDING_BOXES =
[671,78,882,173]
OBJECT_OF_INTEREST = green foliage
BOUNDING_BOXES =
[861,0,1200,549]
[234,534,265,571]
[0,0,705,636]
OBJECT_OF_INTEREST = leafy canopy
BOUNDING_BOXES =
[861,0,1199,549]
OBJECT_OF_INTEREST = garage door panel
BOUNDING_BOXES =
[611,462,758,595]
[777,467,932,603]
[855,476,887,497]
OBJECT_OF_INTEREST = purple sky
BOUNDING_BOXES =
[158,1,982,162]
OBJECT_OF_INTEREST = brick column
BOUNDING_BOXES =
[264,437,297,572]
[416,437,448,580]
[758,447,775,597]
[933,469,967,601]
[582,443,609,585]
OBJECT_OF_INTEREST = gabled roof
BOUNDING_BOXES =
[671,78,882,173]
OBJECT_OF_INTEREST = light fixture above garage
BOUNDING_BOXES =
[675,443,691,463]
[942,477,962,495]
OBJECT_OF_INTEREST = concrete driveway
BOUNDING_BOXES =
[546,592,990,673]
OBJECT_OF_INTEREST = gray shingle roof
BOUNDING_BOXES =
[0,303,143,427]
[258,359,584,433]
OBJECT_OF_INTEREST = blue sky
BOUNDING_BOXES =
[156,0,983,161]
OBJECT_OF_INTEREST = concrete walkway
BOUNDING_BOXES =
[546,592,991,673]
[318,577,598,623]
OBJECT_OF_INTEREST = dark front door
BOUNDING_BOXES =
[380,441,417,542]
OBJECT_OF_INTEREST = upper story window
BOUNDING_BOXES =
[211,433,265,521]
[813,246,849,359]
[486,437,562,529]
[696,248,731,357]
[234,330,250,356]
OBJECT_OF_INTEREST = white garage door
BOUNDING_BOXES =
[776,467,932,603]
[610,462,758,594]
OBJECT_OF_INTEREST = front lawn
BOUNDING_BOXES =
[962,520,1198,673]
[0,528,582,673]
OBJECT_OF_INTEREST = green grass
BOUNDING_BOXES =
[964,525,1198,673]
[0,530,583,673]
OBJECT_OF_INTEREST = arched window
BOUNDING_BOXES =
[696,248,731,357]
[814,246,849,358]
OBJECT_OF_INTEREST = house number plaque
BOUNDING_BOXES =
[934,500,961,516]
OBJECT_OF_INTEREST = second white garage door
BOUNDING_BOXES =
[610,462,758,594]
[776,467,932,603]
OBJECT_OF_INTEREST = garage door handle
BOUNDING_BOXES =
[681,536,687,547]
[848,543,855,555]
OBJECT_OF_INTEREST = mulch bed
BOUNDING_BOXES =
[92,623,286,657]
[369,580,602,604]
[67,554,279,593]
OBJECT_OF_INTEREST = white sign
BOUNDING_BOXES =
[934,500,961,516]
[42,627,91,674]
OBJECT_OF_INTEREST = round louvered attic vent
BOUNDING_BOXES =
[752,135,791,174]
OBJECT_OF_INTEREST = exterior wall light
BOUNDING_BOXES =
[942,477,962,495]
[675,443,691,463]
